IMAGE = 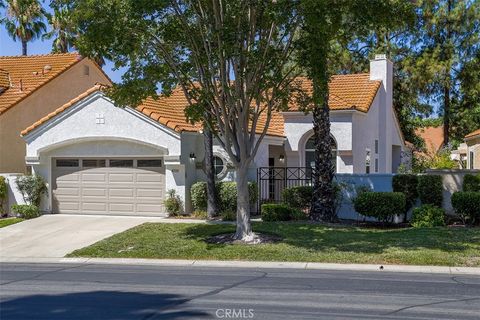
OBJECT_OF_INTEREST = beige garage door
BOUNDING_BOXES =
[52,158,165,215]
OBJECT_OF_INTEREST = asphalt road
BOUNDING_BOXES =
[0,263,479,320]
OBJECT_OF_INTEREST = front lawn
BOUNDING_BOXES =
[68,222,480,267]
[0,218,24,228]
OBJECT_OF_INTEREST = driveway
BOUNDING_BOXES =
[0,214,166,259]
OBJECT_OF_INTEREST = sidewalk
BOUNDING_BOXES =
[1,256,479,275]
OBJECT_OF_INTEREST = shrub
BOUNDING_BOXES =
[451,192,480,225]
[0,176,7,215]
[392,174,419,210]
[11,204,39,219]
[289,208,309,221]
[463,174,480,192]
[15,175,47,207]
[221,210,236,221]
[411,204,445,228]
[164,189,183,216]
[190,182,209,211]
[192,210,208,219]
[353,192,406,223]
[217,181,258,212]
[417,175,443,207]
[282,186,312,210]
[261,204,291,222]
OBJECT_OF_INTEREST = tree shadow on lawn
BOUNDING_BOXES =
[184,222,480,255]
[0,291,209,320]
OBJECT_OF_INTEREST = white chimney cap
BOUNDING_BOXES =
[375,54,387,60]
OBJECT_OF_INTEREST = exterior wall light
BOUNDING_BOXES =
[189,152,196,160]
[279,155,285,162]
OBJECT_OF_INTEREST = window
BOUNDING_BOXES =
[109,159,133,167]
[305,135,337,172]
[213,156,225,176]
[470,151,474,169]
[56,159,79,167]
[375,158,379,173]
[138,159,162,167]
[375,140,379,154]
[82,159,106,167]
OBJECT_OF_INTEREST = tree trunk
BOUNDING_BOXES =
[22,41,27,56]
[309,97,336,222]
[234,164,253,241]
[203,127,219,219]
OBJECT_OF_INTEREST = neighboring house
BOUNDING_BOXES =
[415,125,445,158]
[20,55,407,215]
[465,129,480,169]
[0,53,111,173]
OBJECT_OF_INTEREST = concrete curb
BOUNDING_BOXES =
[1,257,479,275]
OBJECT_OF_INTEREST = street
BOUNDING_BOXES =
[0,263,479,320]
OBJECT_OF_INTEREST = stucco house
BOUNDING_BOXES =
[19,55,407,215]
[0,53,111,173]
[465,129,480,169]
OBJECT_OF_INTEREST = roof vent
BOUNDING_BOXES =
[375,54,387,60]
[43,65,52,74]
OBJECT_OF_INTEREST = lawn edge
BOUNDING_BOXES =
[1,257,479,275]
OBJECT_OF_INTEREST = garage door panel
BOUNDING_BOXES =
[53,158,165,215]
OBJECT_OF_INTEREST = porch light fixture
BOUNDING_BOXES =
[189,152,196,160]
[279,154,285,162]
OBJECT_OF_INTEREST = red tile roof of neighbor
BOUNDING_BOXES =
[465,128,480,139]
[415,125,445,155]
[0,53,84,115]
[21,74,382,137]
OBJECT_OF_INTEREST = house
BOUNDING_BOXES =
[415,125,445,157]
[465,129,480,169]
[0,53,111,173]
[20,55,407,215]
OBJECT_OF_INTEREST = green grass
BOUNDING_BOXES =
[0,217,24,228]
[68,222,480,267]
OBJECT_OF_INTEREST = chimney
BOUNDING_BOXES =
[370,54,394,172]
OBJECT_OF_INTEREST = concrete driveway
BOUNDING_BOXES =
[0,214,166,259]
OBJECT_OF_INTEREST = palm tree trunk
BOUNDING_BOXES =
[22,40,27,56]
[203,126,219,219]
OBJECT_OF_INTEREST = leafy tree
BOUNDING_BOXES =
[1,0,46,55]
[297,0,414,222]
[42,6,77,53]
[408,0,480,144]
[69,0,301,241]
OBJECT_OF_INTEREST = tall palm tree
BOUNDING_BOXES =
[2,0,46,55]
[42,7,76,53]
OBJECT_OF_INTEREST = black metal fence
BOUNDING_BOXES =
[257,167,314,212]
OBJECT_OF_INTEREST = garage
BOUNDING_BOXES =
[52,158,165,215]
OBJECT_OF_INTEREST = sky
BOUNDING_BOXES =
[0,7,126,83]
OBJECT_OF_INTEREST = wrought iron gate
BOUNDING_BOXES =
[257,167,314,212]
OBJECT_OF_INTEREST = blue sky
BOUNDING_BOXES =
[0,9,125,83]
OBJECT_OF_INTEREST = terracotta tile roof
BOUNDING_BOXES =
[22,73,382,138]
[415,125,445,155]
[465,128,480,139]
[288,74,381,113]
[0,53,82,115]
[0,69,10,90]
[21,84,106,136]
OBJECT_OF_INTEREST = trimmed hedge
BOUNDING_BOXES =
[190,181,258,213]
[417,175,443,207]
[261,204,308,222]
[354,192,406,222]
[463,174,480,192]
[0,176,7,215]
[11,204,39,219]
[392,174,418,210]
[282,186,312,210]
[411,204,445,228]
[451,192,480,225]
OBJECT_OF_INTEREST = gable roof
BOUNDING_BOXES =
[0,53,83,115]
[21,73,382,138]
[415,125,445,155]
[465,128,480,140]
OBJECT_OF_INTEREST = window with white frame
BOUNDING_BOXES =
[305,135,337,172]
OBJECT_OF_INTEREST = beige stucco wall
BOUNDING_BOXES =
[0,59,110,173]
[466,137,480,169]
